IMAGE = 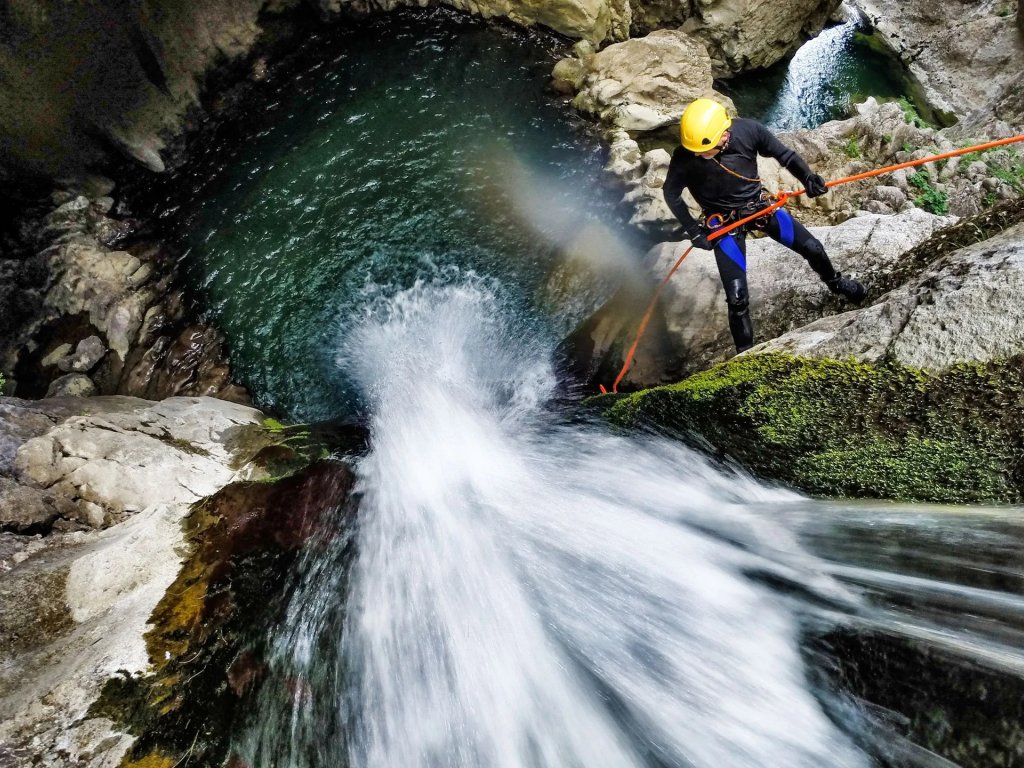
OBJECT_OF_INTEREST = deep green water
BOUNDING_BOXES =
[173,10,632,421]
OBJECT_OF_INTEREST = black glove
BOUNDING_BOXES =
[681,227,712,250]
[804,173,829,199]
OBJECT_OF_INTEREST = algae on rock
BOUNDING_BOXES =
[603,353,1024,503]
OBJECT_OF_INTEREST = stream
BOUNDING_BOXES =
[160,10,1024,767]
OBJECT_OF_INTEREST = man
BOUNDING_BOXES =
[663,98,867,353]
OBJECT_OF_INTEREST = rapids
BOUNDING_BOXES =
[237,278,869,768]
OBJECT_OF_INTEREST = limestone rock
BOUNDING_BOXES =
[684,0,841,76]
[756,221,1024,371]
[569,29,730,131]
[0,477,75,533]
[13,397,264,525]
[569,208,955,387]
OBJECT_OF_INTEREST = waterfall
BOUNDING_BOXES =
[238,275,868,768]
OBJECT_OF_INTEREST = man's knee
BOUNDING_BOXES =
[725,278,749,313]
[801,236,828,261]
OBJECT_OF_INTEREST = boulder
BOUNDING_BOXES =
[57,336,108,374]
[566,29,730,132]
[44,374,97,399]
[683,0,842,76]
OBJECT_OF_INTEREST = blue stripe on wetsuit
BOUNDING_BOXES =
[719,234,746,271]
[775,207,795,247]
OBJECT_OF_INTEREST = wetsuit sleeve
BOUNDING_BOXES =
[662,151,700,231]
[753,121,815,185]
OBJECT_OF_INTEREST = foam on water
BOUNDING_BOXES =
[239,277,867,768]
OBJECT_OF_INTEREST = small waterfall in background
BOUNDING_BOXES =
[236,275,871,768]
[721,7,906,131]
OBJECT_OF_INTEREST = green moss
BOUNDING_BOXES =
[844,136,862,159]
[262,416,287,432]
[604,353,1024,504]
[92,462,355,768]
[899,97,930,129]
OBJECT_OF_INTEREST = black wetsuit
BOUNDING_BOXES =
[662,118,839,351]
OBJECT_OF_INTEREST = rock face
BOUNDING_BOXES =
[683,0,842,76]
[756,220,1024,371]
[0,395,268,766]
[448,0,631,43]
[567,207,955,389]
[1,192,249,403]
[0,0,279,180]
[0,0,846,182]
[855,0,1024,127]
[624,0,840,75]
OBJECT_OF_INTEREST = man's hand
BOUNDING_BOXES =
[682,228,713,250]
[804,174,829,199]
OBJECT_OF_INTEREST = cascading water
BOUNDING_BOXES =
[721,10,908,131]
[238,276,871,768]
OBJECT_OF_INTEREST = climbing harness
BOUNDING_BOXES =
[705,190,780,232]
[599,134,1024,394]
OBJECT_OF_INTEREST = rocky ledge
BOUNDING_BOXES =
[0,395,351,766]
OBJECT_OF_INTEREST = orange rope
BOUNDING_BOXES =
[599,133,1024,394]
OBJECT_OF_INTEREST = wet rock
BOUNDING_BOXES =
[45,374,97,398]
[568,207,955,387]
[0,394,286,766]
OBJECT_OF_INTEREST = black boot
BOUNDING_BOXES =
[728,307,755,352]
[826,272,868,304]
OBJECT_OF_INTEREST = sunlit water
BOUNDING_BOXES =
[238,280,868,768]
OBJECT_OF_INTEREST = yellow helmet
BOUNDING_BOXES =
[680,98,732,153]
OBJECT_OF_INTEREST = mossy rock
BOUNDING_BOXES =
[602,353,1024,504]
